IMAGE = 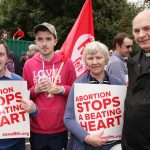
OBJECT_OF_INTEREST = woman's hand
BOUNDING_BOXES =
[84,131,108,147]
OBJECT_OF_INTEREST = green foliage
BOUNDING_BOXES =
[0,0,144,52]
[93,0,142,49]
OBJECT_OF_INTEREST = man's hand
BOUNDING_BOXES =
[34,79,52,94]
[20,98,37,114]
[47,84,64,95]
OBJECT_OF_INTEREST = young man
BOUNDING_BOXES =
[23,22,76,150]
[0,40,37,150]
[121,10,150,150]
[106,33,133,85]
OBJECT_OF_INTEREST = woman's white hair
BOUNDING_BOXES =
[29,44,39,52]
[83,41,109,64]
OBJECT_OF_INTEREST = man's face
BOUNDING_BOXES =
[133,12,150,52]
[35,31,57,57]
[0,44,7,75]
[117,37,133,57]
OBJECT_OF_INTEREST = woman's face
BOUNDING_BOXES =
[85,51,106,77]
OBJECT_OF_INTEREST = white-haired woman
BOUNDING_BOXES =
[27,44,39,58]
[64,41,123,150]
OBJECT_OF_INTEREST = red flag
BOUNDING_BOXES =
[60,0,94,77]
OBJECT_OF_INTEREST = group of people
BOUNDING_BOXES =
[1,28,25,40]
[5,43,39,77]
[19,43,39,73]
[0,9,150,150]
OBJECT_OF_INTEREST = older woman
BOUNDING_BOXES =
[64,41,123,150]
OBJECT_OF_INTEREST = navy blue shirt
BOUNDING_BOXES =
[0,69,24,149]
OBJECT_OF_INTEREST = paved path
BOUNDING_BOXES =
[26,139,30,150]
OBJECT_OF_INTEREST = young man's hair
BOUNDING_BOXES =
[113,32,132,49]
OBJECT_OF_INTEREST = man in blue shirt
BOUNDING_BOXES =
[0,40,37,150]
[106,33,133,85]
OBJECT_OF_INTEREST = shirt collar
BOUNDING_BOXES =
[89,71,110,84]
[1,67,12,79]
[113,51,126,61]
[143,52,150,57]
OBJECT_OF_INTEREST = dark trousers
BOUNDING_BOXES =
[0,139,25,150]
[30,131,68,150]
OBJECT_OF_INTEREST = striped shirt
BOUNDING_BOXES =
[106,52,128,85]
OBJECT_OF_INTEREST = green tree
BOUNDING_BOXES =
[0,0,144,51]
[93,0,142,49]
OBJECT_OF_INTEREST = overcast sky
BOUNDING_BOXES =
[127,0,144,4]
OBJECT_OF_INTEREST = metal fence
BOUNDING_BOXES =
[4,39,33,57]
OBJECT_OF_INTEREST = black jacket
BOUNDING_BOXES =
[122,50,150,150]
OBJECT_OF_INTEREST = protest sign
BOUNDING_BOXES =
[74,83,127,141]
[0,81,30,139]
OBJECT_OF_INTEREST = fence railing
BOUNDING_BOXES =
[4,39,33,57]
